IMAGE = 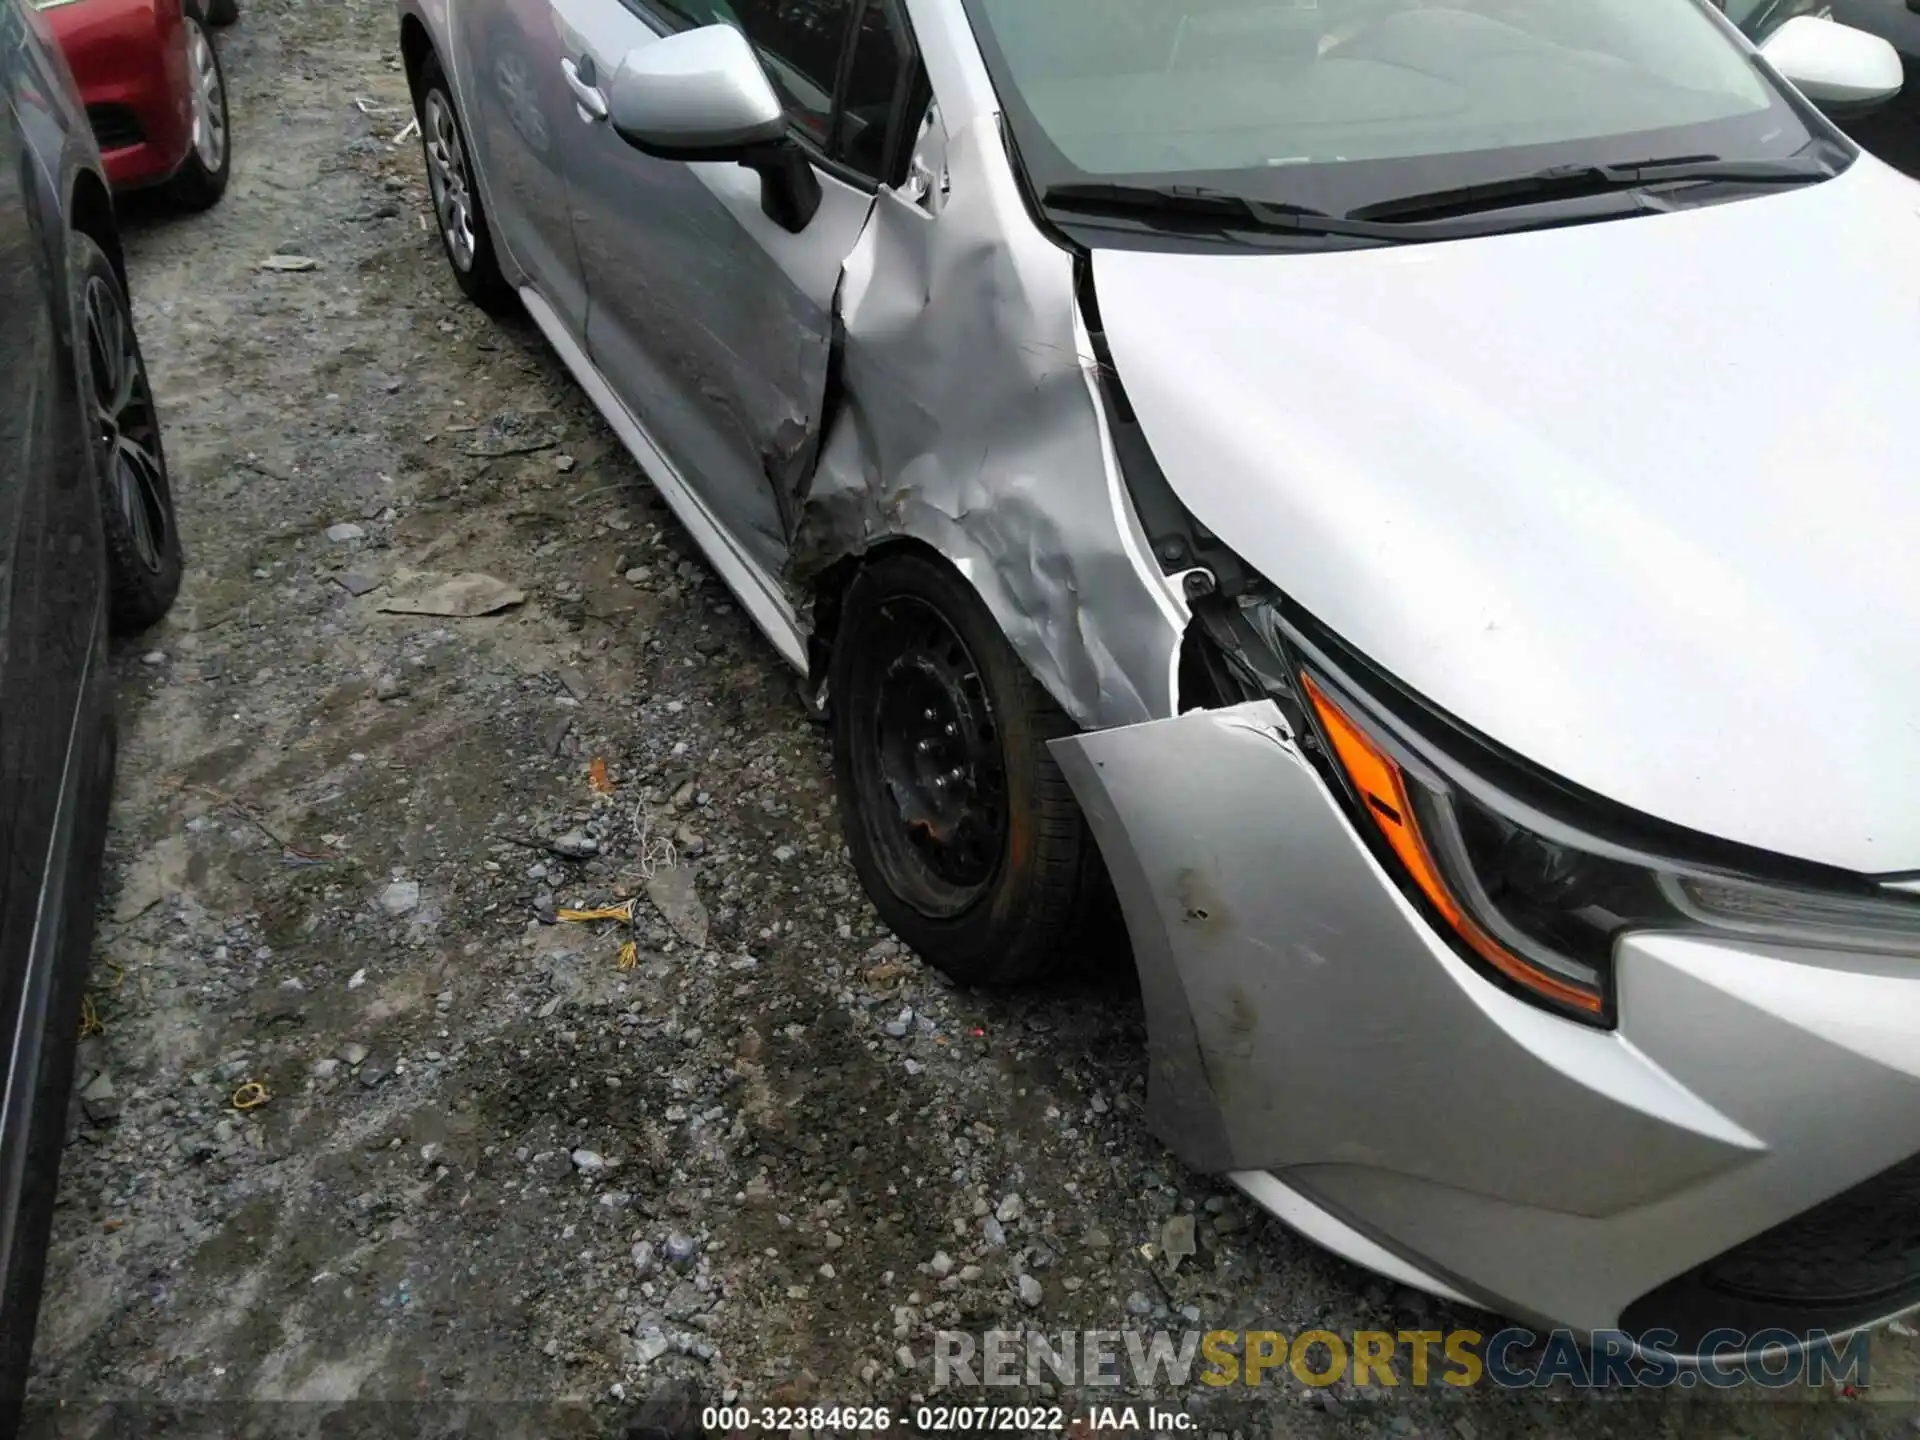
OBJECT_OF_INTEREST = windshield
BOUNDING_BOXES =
[963,0,1824,220]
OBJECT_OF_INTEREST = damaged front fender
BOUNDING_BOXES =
[791,113,1187,732]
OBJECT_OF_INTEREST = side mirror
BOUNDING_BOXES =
[607,24,821,233]
[1760,14,1904,113]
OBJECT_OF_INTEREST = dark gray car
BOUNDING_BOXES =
[0,0,182,1423]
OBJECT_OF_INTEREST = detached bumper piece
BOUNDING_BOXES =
[1624,1149,1920,1352]
[1052,702,1920,1346]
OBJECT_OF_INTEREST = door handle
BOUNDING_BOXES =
[561,57,608,121]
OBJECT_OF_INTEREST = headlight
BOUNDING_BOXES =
[1288,652,1920,1027]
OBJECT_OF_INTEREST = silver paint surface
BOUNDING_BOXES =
[454,0,589,327]
[519,284,807,668]
[418,0,1184,729]
[605,23,785,150]
[1053,703,1920,1339]
[795,111,1186,731]
[401,0,1920,1345]
[1093,158,1920,873]
[554,0,872,580]
[1050,702,1762,1202]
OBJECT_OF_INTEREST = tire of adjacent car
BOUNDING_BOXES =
[163,14,230,212]
[203,0,239,26]
[415,52,514,313]
[829,550,1111,986]
[72,232,184,633]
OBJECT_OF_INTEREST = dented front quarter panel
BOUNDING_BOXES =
[794,113,1187,732]
[1049,702,1764,1215]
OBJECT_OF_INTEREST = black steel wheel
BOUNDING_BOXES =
[831,550,1109,984]
[860,593,1009,914]
[75,233,182,632]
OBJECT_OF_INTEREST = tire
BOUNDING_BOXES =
[204,0,239,26]
[163,15,230,212]
[73,232,183,633]
[830,551,1108,985]
[415,53,514,313]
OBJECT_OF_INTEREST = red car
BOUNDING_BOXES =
[40,0,232,208]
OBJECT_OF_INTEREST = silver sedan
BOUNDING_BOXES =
[395,0,1920,1365]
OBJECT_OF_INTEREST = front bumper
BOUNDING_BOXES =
[1051,702,1920,1360]
[51,0,193,190]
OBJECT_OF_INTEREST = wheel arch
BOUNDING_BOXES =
[398,5,520,301]
[399,11,436,107]
[67,170,125,293]
[818,537,1125,984]
[792,114,1188,740]
[803,535,956,699]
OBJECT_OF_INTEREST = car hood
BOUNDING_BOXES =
[1093,159,1920,873]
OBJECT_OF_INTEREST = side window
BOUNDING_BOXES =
[733,0,855,149]
[834,0,913,181]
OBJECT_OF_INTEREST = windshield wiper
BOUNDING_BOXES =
[1347,153,1834,224]
[1041,182,1419,241]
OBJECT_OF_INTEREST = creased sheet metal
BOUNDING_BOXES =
[790,113,1186,732]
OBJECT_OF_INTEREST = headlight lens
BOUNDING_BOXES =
[1298,667,1920,1026]
[1664,872,1920,954]
[1302,671,1619,1017]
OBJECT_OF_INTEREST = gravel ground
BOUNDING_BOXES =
[20,3,1920,1437]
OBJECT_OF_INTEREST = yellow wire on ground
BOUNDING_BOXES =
[556,901,635,924]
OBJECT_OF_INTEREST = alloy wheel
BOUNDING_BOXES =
[423,91,476,271]
[85,277,169,574]
[186,20,226,172]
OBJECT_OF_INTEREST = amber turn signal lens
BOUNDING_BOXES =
[1301,673,1604,1016]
